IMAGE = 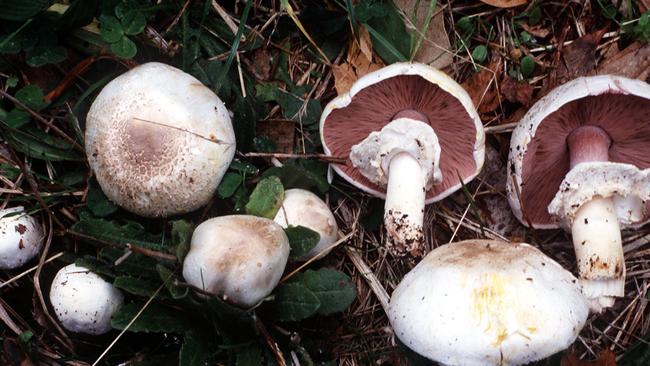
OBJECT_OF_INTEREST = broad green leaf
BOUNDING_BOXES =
[285,226,320,259]
[180,330,213,366]
[0,0,50,21]
[520,56,535,77]
[296,268,356,315]
[100,247,160,279]
[6,109,31,128]
[471,45,488,64]
[111,36,137,59]
[15,85,45,111]
[4,128,84,161]
[75,256,115,278]
[26,45,67,67]
[157,264,188,299]
[245,176,284,218]
[113,276,161,297]
[235,343,263,366]
[100,15,124,43]
[111,303,188,333]
[71,211,163,250]
[268,282,320,321]
[229,160,259,175]
[121,11,146,35]
[262,164,329,193]
[217,172,243,198]
[171,220,194,262]
[86,180,118,217]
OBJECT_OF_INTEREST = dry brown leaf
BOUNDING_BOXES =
[394,0,453,68]
[555,29,607,84]
[479,0,528,8]
[561,349,617,366]
[594,42,650,81]
[518,22,551,38]
[256,120,295,153]
[501,76,534,106]
[461,60,503,114]
[357,26,373,63]
[247,48,272,81]
[332,35,384,94]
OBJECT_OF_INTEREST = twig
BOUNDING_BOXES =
[281,231,355,283]
[66,230,177,262]
[243,152,346,164]
[485,122,518,134]
[345,247,390,314]
[0,251,64,289]
[254,315,287,366]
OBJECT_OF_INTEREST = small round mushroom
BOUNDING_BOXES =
[86,62,236,217]
[273,189,338,261]
[182,215,290,307]
[0,207,44,269]
[507,75,650,310]
[389,240,589,366]
[49,264,124,335]
[320,63,484,256]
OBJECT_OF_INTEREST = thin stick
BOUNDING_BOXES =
[243,152,346,164]
[0,251,64,288]
[345,247,390,314]
[66,230,177,262]
[131,117,230,145]
[281,231,354,283]
[254,315,287,366]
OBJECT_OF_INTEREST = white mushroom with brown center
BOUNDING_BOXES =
[0,207,44,269]
[273,189,338,261]
[49,264,124,335]
[507,75,650,310]
[86,62,236,217]
[321,63,484,256]
[182,215,290,307]
[389,240,589,366]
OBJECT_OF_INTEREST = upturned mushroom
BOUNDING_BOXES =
[320,63,484,256]
[507,75,650,310]
[389,240,589,366]
[49,264,124,335]
[182,215,290,307]
[273,189,338,261]
[0,207,44,269]
[86,62,236,217]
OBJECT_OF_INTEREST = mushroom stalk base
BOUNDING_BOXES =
[571,196,625,311]
[385,152,426,257]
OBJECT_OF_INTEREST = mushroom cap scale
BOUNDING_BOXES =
[182,215,290,307]
[320,62,484,203]
[388,240,589,366]
[86,62,236,217]
[49,264,124,335]
[273,189,338,260]
[507,75,650,228]
[0,207,44,269]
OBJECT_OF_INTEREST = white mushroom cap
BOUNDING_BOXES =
[273,189,338,261]
[85,62,236,217]
[389,240,589,366]
[0,207,44,269]
[49,264,124,335]
[182,215,290,307]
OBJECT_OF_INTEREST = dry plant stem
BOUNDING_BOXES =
[66,230,177,262]
[281,231,354,283]
[254,315,287,366]
[243,151,347,164]
[0,251,64,288]
[0,300,22,335]
[345,247,390,314]
[567,126,624,309]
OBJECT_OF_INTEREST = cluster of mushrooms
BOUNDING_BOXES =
[1,60,648,365]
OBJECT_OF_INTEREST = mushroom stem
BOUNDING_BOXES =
[384,152,426,256]
[571,196,625,311]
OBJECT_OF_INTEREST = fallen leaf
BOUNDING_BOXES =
[357,26,373,63]
[593,42,650,81]
[479,0,528,8]
[461,59,503,114]
[332,36,384,94]
[561,349,617,366]
[501,76,534,106]
[256,120,295,153]
[518,22,551,38]
[394,0,453,68]
[555,28,607,85]
[250,48,272,81]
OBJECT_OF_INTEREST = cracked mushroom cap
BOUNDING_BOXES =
[0,207,44,269]
[86,62,236,217]
[320,62,485,202]
[507,75,650,229]
[182,215,290,307]
[388,240,589,366]
[273,189,338,261]
[49,264,124,335]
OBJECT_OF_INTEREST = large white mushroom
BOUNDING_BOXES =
[0,207,44,269]
[182,215,290,307]
[85,62,236,217]
[389,240,589,366]
[49,264,124,335]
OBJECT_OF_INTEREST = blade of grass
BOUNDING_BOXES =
[212,0,252,91]
[409,0,437,60]
[280,0,331,65]
[363,23,408,62]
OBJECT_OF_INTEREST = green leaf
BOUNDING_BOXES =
[528,6,542,26]
[262,164,329,193]
[100,247,160,279]
[86,180,118,217]
[471,45,488,64]
[25,45,67,67]
[75,256,115,278]
[157,264,188,299]
[359,1,410,64]
[71,211,163,250]
[217,172,243,198]
[171,220,194,263]
[111,36,137,59]
[268,282,320,321]
[235,343,263,366]
[4,128,83,161]
[180,330,213,366]
[520,56,535,77]
[121,11,146,35]
[111,303,188,333]
[255,84,321,125]
[230,160,259,175]
[113,276,161,297]
[285,226,320,259]
[15,85,45,111]
[6,109,31,128]
[296,269,356,315]
[245,176,284,219]
[0,0,50,21]
[100,15,124,43]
